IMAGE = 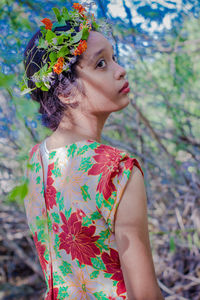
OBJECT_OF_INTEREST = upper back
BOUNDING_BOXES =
[24,139,144,299]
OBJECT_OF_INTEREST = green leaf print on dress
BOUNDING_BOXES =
[81,184,91,201]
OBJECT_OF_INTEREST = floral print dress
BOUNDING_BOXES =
[24,139,144,300]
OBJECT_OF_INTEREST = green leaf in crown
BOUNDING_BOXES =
[52,7,62,22]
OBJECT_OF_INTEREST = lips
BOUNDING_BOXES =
[119,81,129,92]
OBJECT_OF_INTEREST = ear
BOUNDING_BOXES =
[58,94,74,104]
[58,86,81,107]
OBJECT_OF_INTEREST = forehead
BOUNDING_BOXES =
[81,31,113,62]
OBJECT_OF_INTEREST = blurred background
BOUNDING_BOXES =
[0,0,199,299]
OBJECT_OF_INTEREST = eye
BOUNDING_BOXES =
[96,59,106,68]
[113,54,118,62]
[96,54,118,69]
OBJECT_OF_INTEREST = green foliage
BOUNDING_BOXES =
[0,72,15,88]
[52,7,62,22]
[7,180,29,205]
[169,236,176,253]
[45,30,57,43]
[62,7,70,21]
[126,16,200,178]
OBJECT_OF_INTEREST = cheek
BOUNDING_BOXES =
[89,85,114,101]
[79,70,115,99]
[88,76,114,96]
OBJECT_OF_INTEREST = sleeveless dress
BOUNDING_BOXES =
[24,138,144,300]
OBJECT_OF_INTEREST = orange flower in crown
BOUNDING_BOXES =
[72,2,87,18]
[72,3,86,14]
[41,18,53,30]
[53,57,64,74]
[79,20,92,31]
[72,40,87,56]
[86,20,92,31]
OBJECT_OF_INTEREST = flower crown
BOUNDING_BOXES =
[20,3,101,95]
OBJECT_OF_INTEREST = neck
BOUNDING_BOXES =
[49,111,110,145]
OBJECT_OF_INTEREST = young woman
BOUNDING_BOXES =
[23,4,164,299]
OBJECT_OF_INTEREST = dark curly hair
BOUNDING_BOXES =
[24,21,97,131]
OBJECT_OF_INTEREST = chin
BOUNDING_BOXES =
[112,98,130,113]
[120,96,130,108]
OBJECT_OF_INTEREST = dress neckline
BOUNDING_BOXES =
[43,138,99,153]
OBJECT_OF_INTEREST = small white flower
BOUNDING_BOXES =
[31,74,40,83]
[43,72,53,82]
[63,63,70,71]
[69,56,77,64]
[44,81,51,88]
[52,38,57,44]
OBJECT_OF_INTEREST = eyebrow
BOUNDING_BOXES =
[88,45,114,66]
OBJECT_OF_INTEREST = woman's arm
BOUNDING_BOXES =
[114,166,164,300]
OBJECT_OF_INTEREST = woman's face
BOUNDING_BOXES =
[76,31,130,115]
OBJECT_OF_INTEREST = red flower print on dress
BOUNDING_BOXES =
[124,156,144,177]
[45,162,57,210]
[47,162,54,177]
[52,222,59,234]
[76,208,86,219]
[88,145,122,200]
[45,287,59,300]
[45,263,59,300]
[58,210,100,266]
[33,231,48,274]
[29,144,39,160]
[102,248,126,296]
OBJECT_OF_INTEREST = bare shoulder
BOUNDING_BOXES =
[115,165,147,230]
[114,166,164,299]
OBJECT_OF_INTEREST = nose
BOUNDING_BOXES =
[114,62,126,80]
